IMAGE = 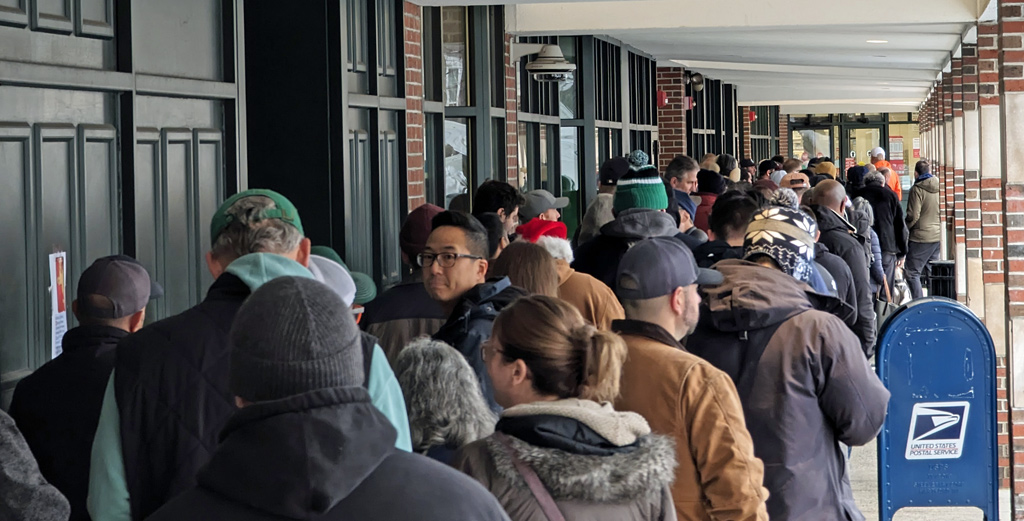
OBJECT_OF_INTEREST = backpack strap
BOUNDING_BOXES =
[358,332,377,390]
[493,433,567,521]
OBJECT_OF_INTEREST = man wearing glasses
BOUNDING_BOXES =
[422,211,526,413]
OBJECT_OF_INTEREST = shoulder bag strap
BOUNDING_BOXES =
[493,433,567,521]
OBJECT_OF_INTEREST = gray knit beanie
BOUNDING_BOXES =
[230,276,364,402]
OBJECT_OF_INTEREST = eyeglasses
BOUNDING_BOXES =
[417,252,484,268]
[481,339,504,362]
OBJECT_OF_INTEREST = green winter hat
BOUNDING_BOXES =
[310,246,377,305]
[613,150,668,214]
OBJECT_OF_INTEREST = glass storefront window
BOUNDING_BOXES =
[791,128,831,165]
[558,38,578,119]
[442,7,469,107]
[560,127,581,238]
[847,127,881,167]
[444,117,471,209]
[888,123,922,197]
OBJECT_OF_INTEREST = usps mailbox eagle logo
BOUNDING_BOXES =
[905,401,970,460]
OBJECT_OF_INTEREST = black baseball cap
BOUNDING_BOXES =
[616,237,723,300]
[740,158,756,168]
[76,255,163,319]
[599,157,630,186]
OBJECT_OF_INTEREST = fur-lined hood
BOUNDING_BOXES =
[484,400,676,503]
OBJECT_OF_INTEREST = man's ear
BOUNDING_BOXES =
[476,259,489,282]
[206,251,226,279]
[669,286,686,317]
[128,309,146,333]
[294,238,312,267]
[496,208,507,222]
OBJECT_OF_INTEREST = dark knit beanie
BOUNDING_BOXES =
[613,150,669,214]
[230,277,364,402]
[697,169,727,195]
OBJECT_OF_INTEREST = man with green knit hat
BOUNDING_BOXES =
[88,189,409,521]
[573,150,681,291]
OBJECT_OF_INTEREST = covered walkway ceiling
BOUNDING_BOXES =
[423,0,997,114]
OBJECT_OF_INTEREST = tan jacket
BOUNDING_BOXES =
[555,260,624,330]
[614,320,769,521]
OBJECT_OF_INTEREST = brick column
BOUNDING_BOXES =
[504,33,519,184]
[980,20,1011,488]
[943,72,954,254]
[964,44,986,316]
[656,67,688,171]
[740,105,752,160]
[999,3,1024,514]
[778,111,789,157]
[404,1,426,210]
[953,55,969,302]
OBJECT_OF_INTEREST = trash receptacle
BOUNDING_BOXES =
[926,260,956,299]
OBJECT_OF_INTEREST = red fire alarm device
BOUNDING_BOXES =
[683,96,695,110]
[657,90,669,108]
[749,110,757,122]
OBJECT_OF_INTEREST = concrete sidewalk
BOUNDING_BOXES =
[850,441,1010,520]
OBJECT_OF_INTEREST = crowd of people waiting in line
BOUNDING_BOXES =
[1,144,942,521]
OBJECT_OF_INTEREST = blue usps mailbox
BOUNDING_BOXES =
[876,297,999,520]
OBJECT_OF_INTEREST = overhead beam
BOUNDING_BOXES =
[509,0,978,34]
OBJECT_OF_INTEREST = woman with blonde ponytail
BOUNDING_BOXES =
[454,295,678,521]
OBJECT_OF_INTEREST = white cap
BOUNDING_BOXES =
[308,254,356,307]
[870,147,886,158]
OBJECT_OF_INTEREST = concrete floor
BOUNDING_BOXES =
[850,441,1011,520]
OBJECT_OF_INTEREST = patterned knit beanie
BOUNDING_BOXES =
[613,150,668,214]
[743,203,818,283]
[230,276,364,402]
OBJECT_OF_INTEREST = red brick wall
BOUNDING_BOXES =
[404,1,425,211]
[979,20,1010,488]
[778,111,789,158]
[505,33,519,184]
[656,67,687,171]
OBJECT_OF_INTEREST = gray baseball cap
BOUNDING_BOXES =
[616,237,723,300]
[76,255,164,319]
[520,189,569,221]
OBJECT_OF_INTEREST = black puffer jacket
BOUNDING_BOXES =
[858,184,908,256]
[814,243,857,329]
[573,209,679,290]
[434,277,527,412]
[147,387,509,521]
[813,206,876,357]
[9,325,124,521]
[692,240,744,268]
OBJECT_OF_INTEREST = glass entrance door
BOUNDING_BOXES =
[843,126,884,174]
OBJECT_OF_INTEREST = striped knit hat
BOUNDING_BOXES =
[613,150,668,214]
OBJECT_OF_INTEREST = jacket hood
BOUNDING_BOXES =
[600,208,678,240]
[224,253,314,292]
[915,174,940,193]
[487,422,675,503]
[702,259,836,332]
[502,399,650,446]
[197,387,397,518]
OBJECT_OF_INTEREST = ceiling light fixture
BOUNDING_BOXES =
[867,39,888,44]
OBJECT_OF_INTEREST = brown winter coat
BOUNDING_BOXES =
[555,260,624,330]
[455,399,678,521]
[905,174,941,244]
[687,260,891,521]
[613,320,769,521]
